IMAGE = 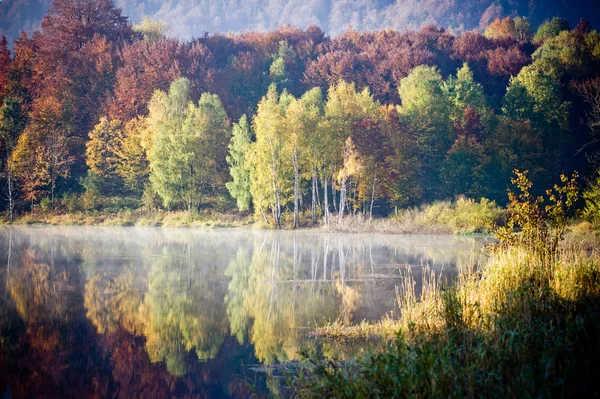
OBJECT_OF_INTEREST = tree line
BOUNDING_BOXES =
[1,0,600,226]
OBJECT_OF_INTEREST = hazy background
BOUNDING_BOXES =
[1,0,599,45]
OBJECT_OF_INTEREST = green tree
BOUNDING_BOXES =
[296,88,325,226]
[503,65,570,180]
[226,115,253,212]
[514,17,534,42]
[533,17,570,43]
[148,78,230,211]
[398,66,453,201]
[582,172,600,226]
[443,63,490,122]
[270,41,299,93]
[532,29,600,83]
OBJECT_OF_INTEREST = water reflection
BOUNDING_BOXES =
[0,226,489,397]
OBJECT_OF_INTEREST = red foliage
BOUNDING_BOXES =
[107,38,186,121]
[452,31,491,62]
[0,36,11,98]
[485,46,530,77]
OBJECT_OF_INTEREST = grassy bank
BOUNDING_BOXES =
[324,197,504,234]
[2,209,256,228]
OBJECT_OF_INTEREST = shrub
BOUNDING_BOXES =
[398,197,504,234]
[61,192,81,213]
[582,173,600,226]
[494,169,579,258]
[40,197,52,212]
[142,183,162,211]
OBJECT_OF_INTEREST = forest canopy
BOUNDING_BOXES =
[1,0,600,226]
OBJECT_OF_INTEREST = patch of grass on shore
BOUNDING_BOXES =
[326,197,504,234]
[3,209,255,228]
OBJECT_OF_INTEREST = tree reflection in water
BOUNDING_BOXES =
[0,226,488,397]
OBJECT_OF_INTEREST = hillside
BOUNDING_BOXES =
[1,0,599,45]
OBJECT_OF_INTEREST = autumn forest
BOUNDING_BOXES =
[1,0,600,227]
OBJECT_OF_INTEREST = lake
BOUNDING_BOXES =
[0,226,489,398]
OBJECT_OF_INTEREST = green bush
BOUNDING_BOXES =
[398,197,505,234]
[582,173,600,227]
[61,192,81,213]
[40,197,52,212]
[142,183,162,210]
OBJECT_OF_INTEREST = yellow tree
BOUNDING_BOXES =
[114,117,150,195]
[323,81,379,220]
[250,84,293,227]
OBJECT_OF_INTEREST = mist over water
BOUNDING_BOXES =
[0,226,489,397]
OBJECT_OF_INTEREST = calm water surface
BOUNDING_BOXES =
[0,226,489,398]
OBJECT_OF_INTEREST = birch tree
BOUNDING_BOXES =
[226,115,253,212]
[250,85,293,228]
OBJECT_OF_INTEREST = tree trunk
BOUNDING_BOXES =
[7,163,14,224]
[293,148,299,229]
[258,204,269,224]
[311,167,317,226]
[332,183,337,212]
[369,171,377,221]
[322,175,330,226]
[338,171,347,220]
[51,155,57,209]
[6,227,12,294]
[270,143,281,228]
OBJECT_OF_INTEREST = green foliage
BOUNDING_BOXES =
[249,84,294,226]
[582,173,600,226]
[443,63,490,122]
[40,197,52,212]
[61,192,81,213]
[269,41,298,92]
[142,182,163,210]
[398,197,504,234]
[503,65,569,130]
[148,78,231,211]
[513,16,533,42]
[398,66,453,200]
[226,115,253,211]
[531,27,600,85]
[533,17,570,43]
[440,134,489,197]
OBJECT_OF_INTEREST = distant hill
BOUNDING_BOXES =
[1,0,599,44]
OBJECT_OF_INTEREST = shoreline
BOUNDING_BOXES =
[0,210,496,236]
